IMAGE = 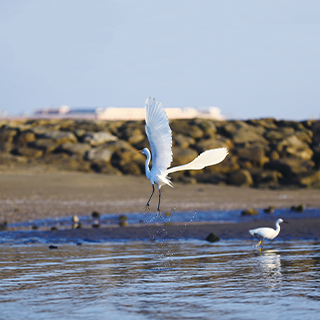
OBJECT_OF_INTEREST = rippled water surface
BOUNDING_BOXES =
[8,207,320,230]
[1,240,320,319]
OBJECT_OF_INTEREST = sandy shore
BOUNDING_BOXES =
[1,170,320,223]
[0,170,319,241]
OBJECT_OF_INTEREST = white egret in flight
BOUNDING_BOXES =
[139,97,228,216]
[249,218,287,247]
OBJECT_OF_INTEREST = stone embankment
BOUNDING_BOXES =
[0,118,320,189]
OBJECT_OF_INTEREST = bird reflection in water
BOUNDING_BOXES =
[255,249,283,291]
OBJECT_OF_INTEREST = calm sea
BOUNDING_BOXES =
[1,238,319,319]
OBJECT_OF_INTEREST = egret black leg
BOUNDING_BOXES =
[254,233,262,247]
[156,188,162,218]
[145,184,155,211]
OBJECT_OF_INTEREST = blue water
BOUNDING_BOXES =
[1,240,319,320]
[2,209,320,319]
[9,207,320,230]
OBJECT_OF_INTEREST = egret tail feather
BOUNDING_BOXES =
[164,148,228,175]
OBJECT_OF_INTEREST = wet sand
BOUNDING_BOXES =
[0,170,319,240]
[11,218,318,243]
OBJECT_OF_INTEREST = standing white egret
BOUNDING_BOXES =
[139,97,228,216]
[249,218,287,247]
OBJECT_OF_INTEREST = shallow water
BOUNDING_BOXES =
[1,240,319,319]
[9,207,320,230]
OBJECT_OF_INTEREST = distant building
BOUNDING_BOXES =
[33,105,225,120]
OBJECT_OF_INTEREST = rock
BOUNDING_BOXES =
[41,130,77,144]
[120,162,141,175]
[297,170,320,188]
[228,169,253,186]
[233,130,268,146]
[264,206,275,213]
[171,147,198,166]
[48,245,58,249]
[11,146,43,158]
[192,172,227,185]
[276,135,313,160]
[51,226,58,231]
[222,121,268,146]
[119,220,128,227]
[74,129,87,139]
[131,137,149,150]
[0,153,28,165]
[173,133,195,149]
[85,147,113,163]
[192,119,217,137]
[90,162,122,174]
[267,150,280,161]
[176,176,197,184]
[119,215,127,221]
[204,154,240,175]
[312,146,320,168]
[14,131,36,144]
[92,211,100,218]
[92,220,100,228]
[1,118,320,190]
[59,142,91,156]
[264,158,314,178]
[56,119,79,131]
[0,221,8,231]
[71,119,110,132]
[276,120,307,130]
[83,131,118,146]
[118,126,146,145]
[241,208,258,216]
[126,128,145,145]
[38,154,92,172]
[164,212,172,217]
[312,121,320,146]
[0,128,17,142]
[291,204,305,212]
[111,144,145,174]
[0,142,14,153]
[247,118,277,129]
[206,233,220,242]
[192,136,233,153]
[264,127,295,141]
[29,139,60,154]
[249,168,282,189]
[72,215,80,223]
[295,130,313,144]
[238,160,253,169]
[234,146,269,167]
[30,125,61,136]
[170,120,204,139]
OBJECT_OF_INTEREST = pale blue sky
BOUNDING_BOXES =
[1,0,319,119]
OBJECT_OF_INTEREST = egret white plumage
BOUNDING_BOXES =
[249,218,287,247]
[139,97,228,216]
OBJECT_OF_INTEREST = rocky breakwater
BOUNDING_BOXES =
[0,118,320,189]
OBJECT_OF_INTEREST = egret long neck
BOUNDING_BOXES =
[275,222,281,233]
[144,148,151,178]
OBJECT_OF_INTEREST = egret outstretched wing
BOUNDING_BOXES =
[145,97,172,172]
